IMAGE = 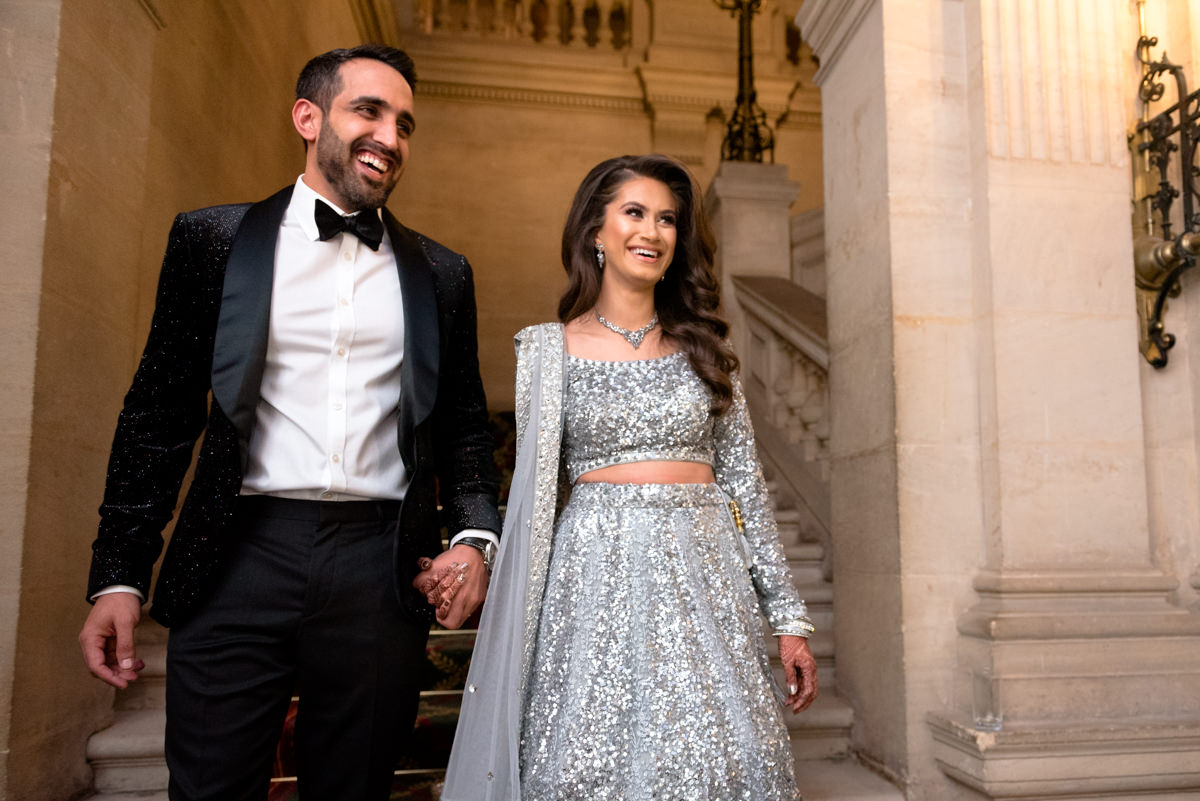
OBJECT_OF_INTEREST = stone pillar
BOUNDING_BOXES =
[798,0,1200,798]
[704,161,799,354]
[0,2,64,797]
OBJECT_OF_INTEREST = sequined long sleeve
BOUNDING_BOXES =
[426,247,502,537]
[712,373,812,636]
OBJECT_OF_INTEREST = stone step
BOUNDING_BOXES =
[90,650,852,796]
[779,688,854,760]
[87,709,168,794]
[785,542,825,562]
[84,760,904,801]
[796,757,905,801]
[787,545,826,585]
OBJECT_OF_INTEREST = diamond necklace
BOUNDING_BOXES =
[595,310,659,348]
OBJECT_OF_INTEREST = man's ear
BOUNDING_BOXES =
[292,98,321,146]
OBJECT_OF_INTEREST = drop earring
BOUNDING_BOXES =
[595,241,605,269]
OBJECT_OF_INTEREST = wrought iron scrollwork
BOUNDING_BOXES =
[714,0,774,163]
[1132,35,1200,367]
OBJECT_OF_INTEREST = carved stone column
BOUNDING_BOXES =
[798,0,1200,797]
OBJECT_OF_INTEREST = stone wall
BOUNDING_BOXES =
[393,96,653,407]
[3,1,361,798]
[800,0,1200,798]
[388,0,825,407]
[1,2,64,796]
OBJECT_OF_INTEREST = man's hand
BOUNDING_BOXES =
[779,635,819,714]
[412,544,488,629]
[79,592,145,689]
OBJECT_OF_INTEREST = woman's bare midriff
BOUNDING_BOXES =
[575,461,716,485]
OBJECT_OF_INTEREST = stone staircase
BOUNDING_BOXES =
[84,487,901,801]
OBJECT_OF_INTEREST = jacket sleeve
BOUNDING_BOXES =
[712,372,814,637]
[432,257,503,537]
[88,214,214,600]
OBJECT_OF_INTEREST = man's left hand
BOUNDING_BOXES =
[412,544,488,629]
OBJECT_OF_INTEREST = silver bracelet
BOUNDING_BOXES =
[772,617,815,639]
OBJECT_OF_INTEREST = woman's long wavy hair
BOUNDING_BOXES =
[558,154,739,415]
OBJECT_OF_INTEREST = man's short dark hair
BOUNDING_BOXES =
[296,44,417,112]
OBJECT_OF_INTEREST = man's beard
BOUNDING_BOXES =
[315,116,400,211]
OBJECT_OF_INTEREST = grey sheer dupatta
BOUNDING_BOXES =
[441,324,565,801]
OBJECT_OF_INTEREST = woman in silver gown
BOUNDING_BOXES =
[442,154,818,801]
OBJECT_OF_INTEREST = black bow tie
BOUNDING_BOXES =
[314,200,383,251]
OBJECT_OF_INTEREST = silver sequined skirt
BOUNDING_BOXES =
[520,482,800,801]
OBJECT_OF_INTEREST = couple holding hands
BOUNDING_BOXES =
[79,44,817,801]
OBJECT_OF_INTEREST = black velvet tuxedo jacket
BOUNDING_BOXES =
[87,186,502,627]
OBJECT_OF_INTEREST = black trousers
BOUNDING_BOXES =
[164,496,428,801]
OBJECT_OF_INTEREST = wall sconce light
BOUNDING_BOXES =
[1130,15,1200,368]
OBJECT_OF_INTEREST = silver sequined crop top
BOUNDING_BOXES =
[563,352,715,483]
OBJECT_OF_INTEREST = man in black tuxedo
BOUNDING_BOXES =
[78,45,501,801]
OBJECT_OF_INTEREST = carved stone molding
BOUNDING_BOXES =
[977,0,1126,165]
[794,0,877,87]
[935,565,1200,797]
[416,80,645,114]
[929,714,1200,799]
[405,46,644,114]
[349,0,404,43]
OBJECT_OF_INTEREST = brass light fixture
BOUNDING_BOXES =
[1130,2,1200,368]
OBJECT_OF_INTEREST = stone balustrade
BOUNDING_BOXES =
[732,275,830,480]
[730,274,831,571]
[413,0,632,49]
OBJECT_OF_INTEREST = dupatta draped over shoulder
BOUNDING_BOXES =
[441,323,566,801]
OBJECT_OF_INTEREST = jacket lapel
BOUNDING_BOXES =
[210,185,293,469]
[385,211,439,470]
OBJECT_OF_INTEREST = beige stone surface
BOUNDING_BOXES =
[1,1,64,798]
[4,1,363,799]
[394,97,651,407]
[802,0,1200,798]
[5,3,161,799]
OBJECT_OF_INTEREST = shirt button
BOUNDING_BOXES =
[337,347,346,357]
[339,297,349,306]
[342,252,352,261]
[331,454,340,463]
[321,491,333,499]
[333,402,343,411]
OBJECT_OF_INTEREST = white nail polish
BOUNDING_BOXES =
[788,684,798,695]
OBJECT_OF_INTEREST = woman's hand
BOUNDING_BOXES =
[412,545,489,629]
[779,634,818,714]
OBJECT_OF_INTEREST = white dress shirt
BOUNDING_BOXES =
[96,176,494,601]
[240,175,408,501]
